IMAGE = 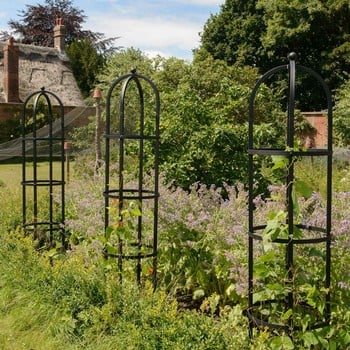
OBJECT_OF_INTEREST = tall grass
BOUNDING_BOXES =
[0,160,349,348]
[0,230,250,349]
[0,163,251,349]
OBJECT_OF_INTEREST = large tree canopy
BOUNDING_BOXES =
[200,0,265,67]
[200,0,350,108]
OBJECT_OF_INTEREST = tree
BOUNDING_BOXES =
[156,52,281,191]
[69,48,279,191]
[258,0,350,92]
[200,0,350,109]
[96,49,282,191]
[68,48,157,161]
[66,39,105,97]
[333,80,350,146]
[200,0,265,67]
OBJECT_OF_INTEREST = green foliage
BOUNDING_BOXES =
[200,0,350,109]
[0,181,22,230]
[157,53,281,190]
[71,47,284,192]
[157,182,248,307]
[160,120,249,189]
[1,161,350,348]
[251,148,350,348]
[0,229,249,349]
[99,48,156,84]
[66,39,105,97]
[0,118,21,143]
[97,48,160,169]
[68,116,96,150]
[200,0,265,67]
[93,48,284,191]
[102,199,144,271]
[258,0,350,85]
[334,79,350,146]
[63,169,349,348]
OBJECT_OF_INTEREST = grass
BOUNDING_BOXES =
[0,161,66,189]
[0,231,250,350]
[0,163,22,188]
[0,296,70,350]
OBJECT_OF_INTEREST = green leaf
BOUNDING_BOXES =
[329,340,337,350]
[339,330,350,345]
[270,335,294,350]
[317,336,329,349]
[225,283,236,296]
[254,264,277,279]
[309,247,326,260]
[105,226,114,240]
[129,201,142,216]
[282,308,293,321]
[258,249,276,262]
[130,207,142,217]
[302,331,319,347]
[271,155,289,171]
[317,300,325,314]
[302,314,311,333]
[106,242,119,255]
[293,225,302,238]
[262,210,288,243]
[262,241,273,252]
[295,179,313,199]
[193,289,205,300]
[252,291,264,304]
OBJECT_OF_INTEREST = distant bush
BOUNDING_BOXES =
[334,79,350,146]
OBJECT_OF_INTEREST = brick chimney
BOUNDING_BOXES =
[53,18,65,51]
[3,37,20,103]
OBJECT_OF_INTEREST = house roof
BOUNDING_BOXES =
[0,41,84,106]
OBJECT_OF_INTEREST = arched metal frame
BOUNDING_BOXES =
[104,70,160,288]
[247,53,332,335]
[21,87,66,248]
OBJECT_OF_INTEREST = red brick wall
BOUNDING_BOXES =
[0,103,22,122]
[302,112,328,148]
[3,38,20,103]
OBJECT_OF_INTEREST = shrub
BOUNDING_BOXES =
[334,79,350,146]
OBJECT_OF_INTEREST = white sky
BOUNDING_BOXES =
[0,0,223,60]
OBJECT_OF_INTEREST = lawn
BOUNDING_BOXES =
[0,161,67,189]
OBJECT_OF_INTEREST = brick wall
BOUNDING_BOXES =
[3,37,20,103]
[302,112,328,148]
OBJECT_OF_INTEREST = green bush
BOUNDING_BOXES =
[95,49,282,191]
[334,79,350,146]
